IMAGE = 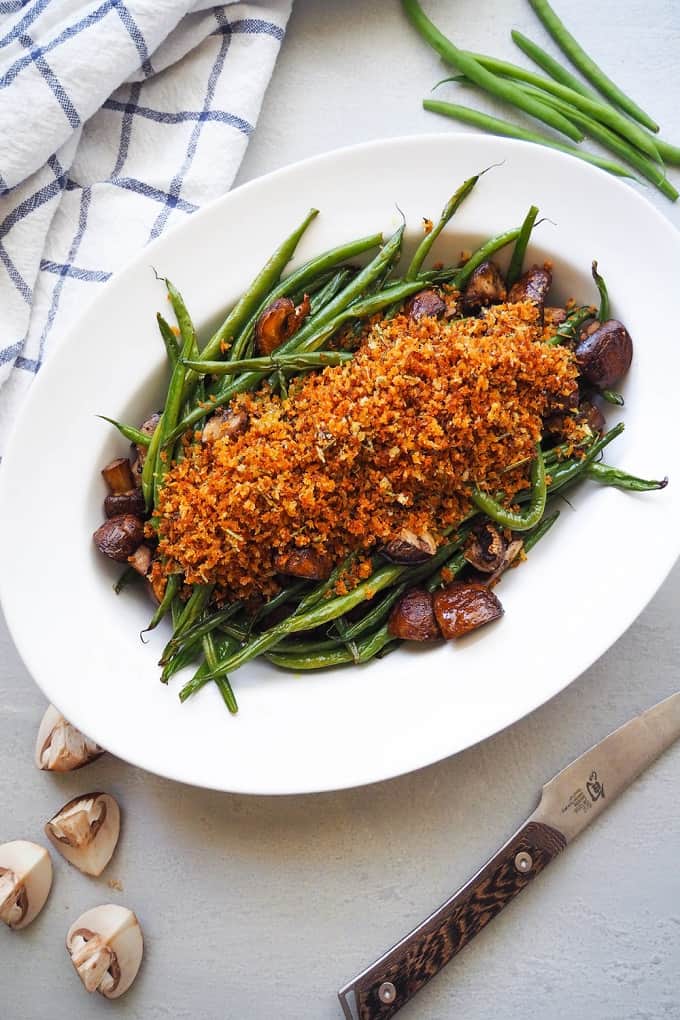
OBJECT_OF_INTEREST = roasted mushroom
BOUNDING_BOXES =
[35,705,104,772]
[463,523,509,574]
[128,544,153,577]
[388,588,439,641]
[544,306,567,329]
[484,538,524,586]
[254,294,311,356]
[45,793,120,877]
[0,841,53,930]
[130,412,161,486]
[404,288,447,321]
[382,529,437,565]
[274,547,333,580]
[577,398,607,435]
[66,904,143,999]
[104,489,146,518]
[201,407,249,444]
[433,582,503,639]
[101,458,135,494]
[507,265,552,311]
[93,514,144,562]
[575,319,633,388]
[461,260,507,312]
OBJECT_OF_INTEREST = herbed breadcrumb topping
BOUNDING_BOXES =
[154,302,581,601]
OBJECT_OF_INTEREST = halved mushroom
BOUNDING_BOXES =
[101,458,135,494]
[433,582,504,639]
[66,904,143,999]
[0,840,53,930]
[274,546,333,580]
[45,794,120,877]
[387,588,439,641]
[461,260,507,312]
[104,489,146,519]
[508,265,552,311]
[575,319,633,388]
[130,412,161,487]
[404,288,447,321]
[463,523,508,574]
[201,407,249,444]
[93,514,144,562]
[382,529,437,565]
[484,538,524,587]
[254,294,311,356]
[35,704,104,772]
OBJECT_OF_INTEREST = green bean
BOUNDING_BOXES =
[203,634,238,713]
[422,102,635,181]
[294,553,357,616]
[547,423,624,493]
[309,268,355,314]
[471,445,547,530]
[141,413,164,509]
[160,600,244,665]
[591,261,609,322]
[546,304,594,346]
[451,226,521,288]
[268,624,394,671]
[182,351,353,376]
[528,0,659,133]
[522,509,560,552]
[333,616,360,663]
[406,173,481,280]
[425,551,466,592]
[273,636,345,656]
[249,580,311,628]
[655,139,680,167]
[179,634,241,702]
[98,416,151,448]
[402,0,583,142]
[464,52,661,163]
[157,312,180,368]
[506,205,539,287]
[510,30,596,99]
[585,462,668,492]
[113,565,139,595]
[601,389,624,406]
[144,573,181,635]
[172,583,215,638]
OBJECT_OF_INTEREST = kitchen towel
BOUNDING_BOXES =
[0,0,292,456]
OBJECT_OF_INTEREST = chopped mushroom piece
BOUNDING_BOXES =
[254,294,311,356]
[484,539,524,587]
[0,840,53,930]
[101,458,135,494]
[128,544,152,577]
[201,408,249,444]
[45,793,120,877]
[35,704,104,772]
[388,588,439,641]
[274,547,333,580]
[404,288,447,321]
[382,528,437,564]
[461,260,507,312]
[130,412,161,486]
[66,904,143,999]
[544,306,567,328]
[575,319,633,388]
[463,523,509,573]
[577,399,607,435]
[433,582,504,639]
[508,265,552,311]
[93,514,144,562]
[104,489,146,519]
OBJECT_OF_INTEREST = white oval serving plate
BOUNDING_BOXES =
[1,134,679,794]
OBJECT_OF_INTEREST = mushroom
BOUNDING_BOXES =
[35,704,104,772]
[127,544,152,577]
[463,522,509,574]
[274,546,333,580]
[575,319,633,388]
[93,514,144,562]
[381,528,437,565]
[544,306,567,328]
[0,841,53,930]
[45,794,120,877]
[130,412,161,487]
[433,582,504,639]
[254,294,311,356]
[201,407,249,444]
[101,458,135,494]
[104,489,146,519]
[66,904,143,999]
[387,588,439,641]
[461,260,507,312]
[577,398,607,435]
[507,265,552,311]
[484,538,524,587]
[404,288,447,321]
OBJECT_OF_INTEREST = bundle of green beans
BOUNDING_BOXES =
[403,0,679,201]
[104,175,666,714]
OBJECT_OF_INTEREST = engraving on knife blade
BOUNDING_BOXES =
[561,770,605,815]
[586,770,605,801]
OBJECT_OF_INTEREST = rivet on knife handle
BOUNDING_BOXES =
[338,820,565,1020]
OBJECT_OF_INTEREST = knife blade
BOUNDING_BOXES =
[338,691,680,1020]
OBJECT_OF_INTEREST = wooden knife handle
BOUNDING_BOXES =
[339,820,566,1020]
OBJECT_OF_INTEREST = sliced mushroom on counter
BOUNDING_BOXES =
[382,528,437,565]
[130,412,161,486]
[460,260,507,312]
[254,294,311,356]
[0,841,53,930]
[104,489,146,519]
[93,514,144,562]
[201,407,249,444]
[463,523,509,574]
[274,546,333,580]
[35,704,104,772]
[507,265,552,311]
[45,794,120,877]
[387,588,440,641]
[575,319,633,388]
[101,458,135,494]
[404,288,447,321]
[66,904,143,999]
[433,582,504,640]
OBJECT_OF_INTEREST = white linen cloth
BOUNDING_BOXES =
[0,0,292,455]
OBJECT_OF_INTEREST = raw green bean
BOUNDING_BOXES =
[510,30,597,99]
[655,139,680,167]
[144,573,181,635]
[182,351,353,376]
[406,173,481,280]
[506,205,539,287]
[585,462,668,492]
[528,0,659,133]
[402,0,583,142]
[601,389,624,406]
[471,446,547,530]
[591,261,609,322]
[98,416,151,447]
[160,600,244,665]
[546,304,594,346]
[451,227,521,288]
[156,313,180,368]
[422,101,635,181]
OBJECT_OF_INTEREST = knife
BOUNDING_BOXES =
[338,690,680,1020]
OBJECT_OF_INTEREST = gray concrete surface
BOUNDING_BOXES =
[2,1,679,1017]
